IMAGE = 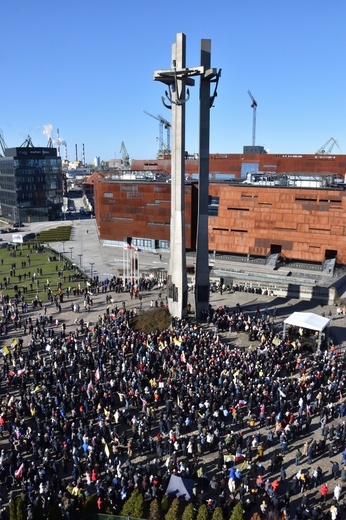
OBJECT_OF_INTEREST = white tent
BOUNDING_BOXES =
[283,312,331,352]
[166,474,194,500]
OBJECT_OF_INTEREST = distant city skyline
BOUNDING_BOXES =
[1,1,345,163]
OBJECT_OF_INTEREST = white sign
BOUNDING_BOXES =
[12,234,23,244]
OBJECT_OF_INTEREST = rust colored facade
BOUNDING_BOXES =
[94,177,346,265]
[94,179,197,250]
[132,152,346,178]
[208,184,346,264]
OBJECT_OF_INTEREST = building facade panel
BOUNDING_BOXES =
[94,180,196,249]
[208,184,346,263]
[132,153,346,178]
[94,177,346,265]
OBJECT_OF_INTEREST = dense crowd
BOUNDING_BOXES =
[0,278,345,519]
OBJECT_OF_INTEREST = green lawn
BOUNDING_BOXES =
[0,241,87,304]
[34,225,72,243]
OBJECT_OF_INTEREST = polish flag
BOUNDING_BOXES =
[186,363,193,374]
[15,463,24,479]
[94,368,100,381]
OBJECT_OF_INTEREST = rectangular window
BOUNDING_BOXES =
[208,195,219,216]
[212,227,229,231]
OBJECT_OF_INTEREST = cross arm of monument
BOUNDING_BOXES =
[153,66,218,85]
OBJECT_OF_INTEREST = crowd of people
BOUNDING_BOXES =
[0,274,345,519]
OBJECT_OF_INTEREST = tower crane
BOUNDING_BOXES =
[247,90,257,147]
[0,130,8,156]
[316,137,341,154]
[119,141,130,170]
[143,111,171,156]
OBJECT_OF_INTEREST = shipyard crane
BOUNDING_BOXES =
[20,135,34,147]
[143,111,171,156]
[0,130,8,157]
[316,137,341,154]
[119,141,130,170]
[247,90,257,147]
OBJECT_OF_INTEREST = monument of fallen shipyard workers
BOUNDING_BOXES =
[154,33,220,319]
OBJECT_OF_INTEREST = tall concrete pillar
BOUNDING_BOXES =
[154,33,219,319]
[195,39,212,319]
[167,33,188,318]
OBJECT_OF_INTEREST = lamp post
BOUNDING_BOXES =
[69,247,73,260]
[62,242,66,254]
[78,254,83,269]
[89,262,95,279]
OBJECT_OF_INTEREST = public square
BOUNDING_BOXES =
[0,218,345,519]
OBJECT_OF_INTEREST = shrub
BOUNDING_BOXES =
[149,498,161,520]
[230,503,244,520]
[182,502,196,520]
[212,506,224,520]
[196,504,209,520]
[121,488,141,517]
[165,497,180,520]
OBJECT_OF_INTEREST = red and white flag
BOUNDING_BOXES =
[186,363,193,374]
[15,463,24,479]
[140,397,148,406]
[17,369,25,377]
[94,368,100,381]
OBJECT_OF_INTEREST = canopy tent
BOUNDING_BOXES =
[166,474,194,500]
[283,312,331,352]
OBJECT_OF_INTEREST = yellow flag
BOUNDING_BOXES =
[2,346,9,355]
[105,443,110,458]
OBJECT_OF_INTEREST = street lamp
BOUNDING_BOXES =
[89,262,95,279]
[62,242,66,254]
[78,254,83,268]
[69,247,73,259]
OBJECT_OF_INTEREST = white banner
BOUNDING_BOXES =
[12,234,23,244]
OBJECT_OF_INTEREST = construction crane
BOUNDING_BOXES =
[316,137,341,154]
[20,135,34,147]
[0,130,8,156]
[247,90,257,146]
[143,111,171,156]
[119,141,130,170]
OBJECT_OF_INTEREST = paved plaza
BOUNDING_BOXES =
[0,218,346,518]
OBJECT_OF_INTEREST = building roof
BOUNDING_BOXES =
[83,171,104,185]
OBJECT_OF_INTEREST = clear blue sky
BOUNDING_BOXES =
[1,0,345,163]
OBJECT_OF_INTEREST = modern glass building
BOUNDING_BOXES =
[0,141,63,223]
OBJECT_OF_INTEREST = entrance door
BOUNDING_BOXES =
[270,244,282,255]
